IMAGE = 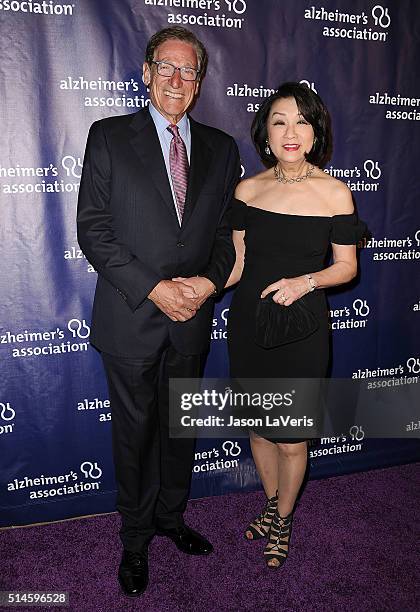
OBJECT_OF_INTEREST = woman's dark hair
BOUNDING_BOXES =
[251,82,332,168]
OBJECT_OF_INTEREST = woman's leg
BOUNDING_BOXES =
[244,432,280,540]
[276,441,308,516]
[249,431,280,497]
[264,441,308,568]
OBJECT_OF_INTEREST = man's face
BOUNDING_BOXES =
[143,39,200,124]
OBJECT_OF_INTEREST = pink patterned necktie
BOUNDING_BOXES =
[167,124,189,222]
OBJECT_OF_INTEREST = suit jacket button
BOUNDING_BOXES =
[176,242,185,247]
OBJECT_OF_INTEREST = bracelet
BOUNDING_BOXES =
[305,274,317,292]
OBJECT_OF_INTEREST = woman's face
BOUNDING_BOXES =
[266,96,315,165]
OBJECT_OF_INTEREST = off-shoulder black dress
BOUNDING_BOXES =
[227,198,366,441]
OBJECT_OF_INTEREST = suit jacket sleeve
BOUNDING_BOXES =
[77,120,161,312]
[202,138,241,293]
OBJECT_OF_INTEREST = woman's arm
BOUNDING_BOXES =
[225,229,245,288]
[307,243,357,288]
[261,180,358,305]
[225,177,257,288]
[260,244,357,305]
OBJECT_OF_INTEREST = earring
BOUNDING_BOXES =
[265,140,271,155]
[313,136,317,148]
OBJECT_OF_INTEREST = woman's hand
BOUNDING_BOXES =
[260,276,309,306]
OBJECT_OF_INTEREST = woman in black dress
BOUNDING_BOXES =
[226,83,366,568]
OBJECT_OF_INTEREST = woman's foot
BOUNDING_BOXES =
[244,491,278,540]
[264,509,293,568]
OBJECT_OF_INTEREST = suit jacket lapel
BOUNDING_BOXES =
[129,109,178,223]
[182,117,213,228]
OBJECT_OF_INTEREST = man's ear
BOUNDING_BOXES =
[142,62,151,86]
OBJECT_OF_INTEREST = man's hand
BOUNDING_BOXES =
[172,276,216,309]
[148,280,199,321]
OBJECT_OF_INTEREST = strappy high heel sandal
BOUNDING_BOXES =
[264,509,293,568]
[244,491,278,541]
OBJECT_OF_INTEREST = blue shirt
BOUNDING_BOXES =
[148,102,191,225]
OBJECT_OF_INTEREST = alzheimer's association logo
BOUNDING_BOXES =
[371,5,391,28]
[68,319,90,339]
[0,402,15,435]
[352,299,370,317]
[62,155,83,178]
[406,357,420,375]
[80,461,102,479]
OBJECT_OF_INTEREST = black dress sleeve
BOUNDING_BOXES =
[228,198,248,230]
[330,213,368,245]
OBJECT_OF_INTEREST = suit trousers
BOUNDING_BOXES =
[102,344,205,552]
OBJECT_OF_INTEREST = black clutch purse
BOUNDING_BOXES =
[255,293,319,348]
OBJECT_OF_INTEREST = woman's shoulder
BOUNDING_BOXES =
[234,169,271,204]
[313,170,354,216]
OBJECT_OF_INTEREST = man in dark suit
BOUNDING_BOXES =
[77,26,240,596]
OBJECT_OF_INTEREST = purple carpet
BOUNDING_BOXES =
[1,463,419,612]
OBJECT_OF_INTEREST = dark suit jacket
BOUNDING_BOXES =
[77,107,240,358]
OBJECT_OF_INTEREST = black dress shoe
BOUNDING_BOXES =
[157,525,213,555]
[118,549,149,597]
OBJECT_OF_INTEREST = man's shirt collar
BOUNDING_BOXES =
[148,102,189,140]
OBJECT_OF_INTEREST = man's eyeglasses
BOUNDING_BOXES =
[151,60,200,82]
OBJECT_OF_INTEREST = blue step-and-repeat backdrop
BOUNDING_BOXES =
[1,0,419,527]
